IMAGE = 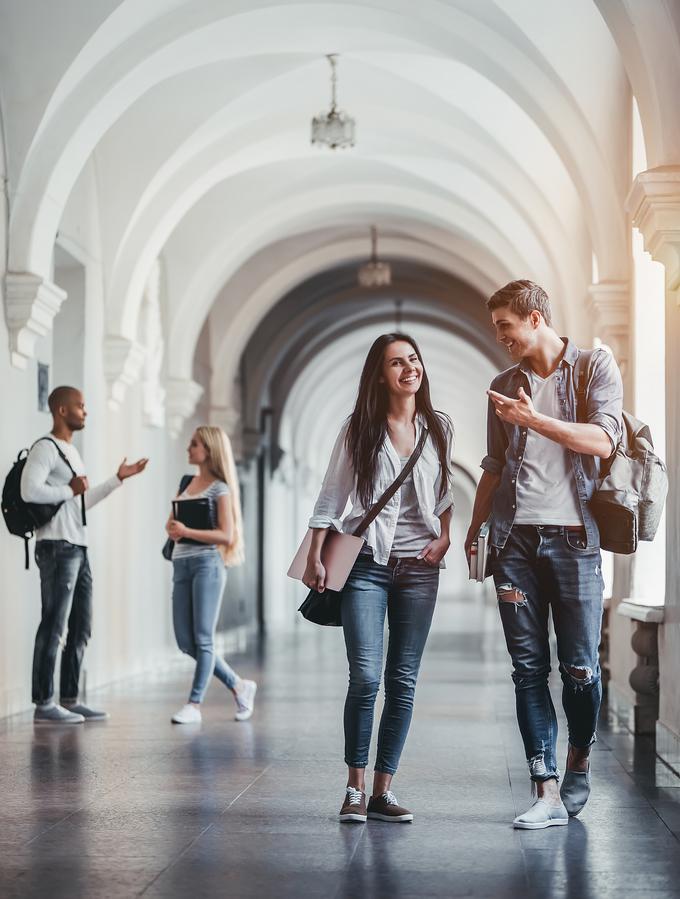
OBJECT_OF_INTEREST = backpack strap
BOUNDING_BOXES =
[178,474,194,494]
[33,437,87,527]
[574,349,596,424]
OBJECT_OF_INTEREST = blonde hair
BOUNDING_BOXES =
[195,426,245,568]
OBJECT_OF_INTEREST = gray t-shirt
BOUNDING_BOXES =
[390,457,434,557]
[172,479,230,560]
[514,370,583,526]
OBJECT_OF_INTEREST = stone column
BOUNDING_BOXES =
[587,280,636,712]
[627,165,680,771]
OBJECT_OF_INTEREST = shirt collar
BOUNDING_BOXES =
[519,337,576,374]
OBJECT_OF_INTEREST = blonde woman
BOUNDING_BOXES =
[166,426,255,724]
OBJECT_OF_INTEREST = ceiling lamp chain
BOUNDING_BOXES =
[311,54,356,150]
[358,226,391,288]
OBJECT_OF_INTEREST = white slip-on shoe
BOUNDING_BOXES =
[171,703,202,724]
[234,680,257,722]
[513,799,569,829]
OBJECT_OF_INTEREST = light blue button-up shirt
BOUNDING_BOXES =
[308,413,455,566]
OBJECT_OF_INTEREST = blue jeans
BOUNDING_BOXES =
[492,525,604,782]
[172,553,238,703]
[342,553,439,776]
[32,540,92,704]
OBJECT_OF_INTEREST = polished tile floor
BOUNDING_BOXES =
[1,598,680,898]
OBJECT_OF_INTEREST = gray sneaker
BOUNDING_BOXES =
[62,702,109,721]
[513,799,569,829]
[34,703,85,725]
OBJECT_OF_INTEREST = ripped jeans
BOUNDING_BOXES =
[492,525,603,783]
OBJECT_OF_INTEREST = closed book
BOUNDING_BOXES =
[172,498,212,544]
[468,541,478,580]
[475,521,490,582]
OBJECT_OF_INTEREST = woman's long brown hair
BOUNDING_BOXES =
[345,333,452,509]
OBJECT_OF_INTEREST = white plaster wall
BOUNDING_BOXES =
[0,160,188,718]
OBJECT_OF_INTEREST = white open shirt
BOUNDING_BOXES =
[308,414,455,567]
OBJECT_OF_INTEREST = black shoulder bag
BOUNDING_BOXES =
[298,427,428,626]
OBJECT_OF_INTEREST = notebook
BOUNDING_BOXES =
[172,498,212,545]
[469,520,490,582]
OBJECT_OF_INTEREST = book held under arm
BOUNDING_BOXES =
[468,520,490,582]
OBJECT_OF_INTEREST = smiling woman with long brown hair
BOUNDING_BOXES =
[303,333,454,824]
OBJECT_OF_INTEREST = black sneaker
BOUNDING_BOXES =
[367,791,413,822]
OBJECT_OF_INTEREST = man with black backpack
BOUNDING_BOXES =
[20,386,148,724]
[465,280,625,830]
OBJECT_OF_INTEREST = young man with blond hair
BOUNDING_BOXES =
[466,280,623,828]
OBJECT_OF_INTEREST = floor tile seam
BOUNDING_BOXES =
[133,766,274,892]
[135,824,217,896]
[221,763,274,814]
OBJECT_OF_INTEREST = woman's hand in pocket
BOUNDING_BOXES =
[417,535,450,566]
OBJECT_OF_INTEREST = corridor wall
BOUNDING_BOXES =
[0,160,197,719]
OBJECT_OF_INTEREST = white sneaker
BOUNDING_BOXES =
[171,703,202,724]
[234,680,257,721]
[513,798,569,829]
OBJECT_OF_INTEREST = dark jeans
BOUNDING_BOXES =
[492,524,604,782]
[32,540,92,704]
[342,553,439,776]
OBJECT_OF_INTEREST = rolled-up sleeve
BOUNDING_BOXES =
[434,415,455,516]
[308,421,354,531]
[481,393,507,475]
[585,349,623,452]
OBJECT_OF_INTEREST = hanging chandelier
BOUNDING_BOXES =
[311,54,356,150]
[358,226,391,288]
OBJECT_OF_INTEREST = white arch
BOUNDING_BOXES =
[164,183,555,384]
[101,102,585,351]
[206,233,512,414]
[8,0,626,284]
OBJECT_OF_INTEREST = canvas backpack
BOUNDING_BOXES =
[575,349,668,554]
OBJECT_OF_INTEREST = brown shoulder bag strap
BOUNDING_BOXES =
[351,427,429,538]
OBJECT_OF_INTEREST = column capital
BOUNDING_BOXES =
[627,166,680,292]
[103,335,145,410]
[587,280,630,375]
[165,378,204,439]
[4,273,66,369]
[208,405,241,436]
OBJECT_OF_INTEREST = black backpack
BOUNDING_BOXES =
[2,438,86,569]
[576,349,668,554]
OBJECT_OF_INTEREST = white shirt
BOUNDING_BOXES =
[20,436,122,547]
[308,414,454,566]
[514,370,583,526]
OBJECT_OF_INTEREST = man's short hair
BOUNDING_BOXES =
[48,385,80,416]
[486,280,552,327]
